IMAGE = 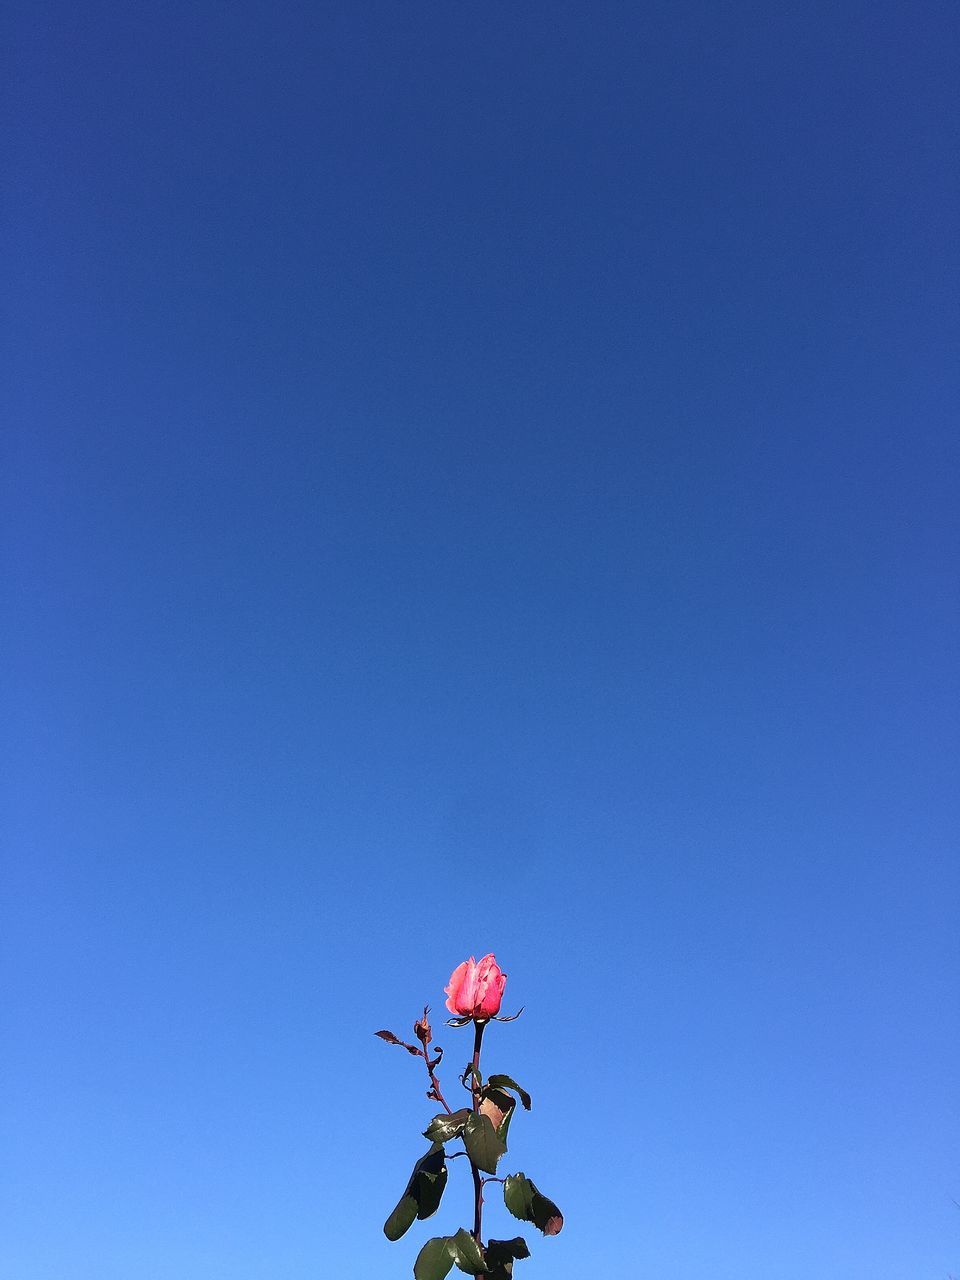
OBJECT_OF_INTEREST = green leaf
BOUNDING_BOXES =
[485,1075,531,1110]
[483,1237,530,1280]
[423,1108,472,1144]
[502,1173,530,1222]
[451,1228,488,1274]
[479,1087,516,1145]
[416,1165,448,1221]
[502,1173,563,1235]
[383,1191,417,1242]
[414,1236,457,1280]
[463,1112,507,1174]
[486,1238,530,1262]
[529,1185,563,1236]
[384,1146,448,1240]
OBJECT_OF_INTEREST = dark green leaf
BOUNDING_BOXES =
[532,1195,563,1235]
[483,1259,511,1280]
[479,1087,516,1145]
[502,1173,563,1235]
[502,1173,532,1222]
[485,1075,531,1110]
[414,1236,457,1280]
[417,1166,448,1221]
[451,1228,488,1274]
[483,1237,530,1280]
[486,1239,530,1262]
[384,1146,448,1240]
[423,1108,471,1144]
[463,1112,506,1174]
[383,1191,417,1242]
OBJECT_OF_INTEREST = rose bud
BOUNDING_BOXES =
[444,953,507,1020]
[413,1007,432,1045]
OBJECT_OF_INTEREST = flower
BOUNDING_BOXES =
[444,954,507,1020]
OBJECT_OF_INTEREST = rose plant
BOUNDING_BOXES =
[376,954,563,1279]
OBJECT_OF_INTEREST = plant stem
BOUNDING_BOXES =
[417,1008,455,1111]
[423,1055,454,1115]
[470,1019,487,1262]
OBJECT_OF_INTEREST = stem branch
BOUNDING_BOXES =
[416,1012,454,1115]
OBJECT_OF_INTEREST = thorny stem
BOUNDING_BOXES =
[417,1011,454,1115]
[470,1019,487,1263]
[415,1012,490,1277]
[425,1060,454,1115]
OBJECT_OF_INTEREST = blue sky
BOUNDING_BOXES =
[2,1,958,1277]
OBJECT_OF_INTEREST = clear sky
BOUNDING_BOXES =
[2,2,958,1277]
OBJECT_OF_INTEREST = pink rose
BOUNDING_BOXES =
[444,954,507,1020]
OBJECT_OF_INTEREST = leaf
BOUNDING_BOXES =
[483,1237,530,1280]
[479,1087,516,1145]
[376,1029,423,1056]
[502,1172,563,1235]
[485,1075,531,1110]
[446,1015,473,1027]
[485,1238,530,1263]
[533,1193,564,1236]
[416,1166,448,1221]
[383,1190,417,1242]
[423,1108,472,1144]
[384,1146,448,1240]
[483,1258,512,1280]
[450,1228,488,1274]
[414,1236,457,1280]
[462,1112,506,1174]
[502,1173,531,1222]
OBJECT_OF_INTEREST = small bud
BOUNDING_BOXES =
[413,1005,432,1045]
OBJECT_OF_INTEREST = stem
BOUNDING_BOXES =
[470,1019,487,1259]
[424,1054,454,1115]
[411,1008,455,1116]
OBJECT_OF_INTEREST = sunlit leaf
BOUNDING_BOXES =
[463,1112,506,1174]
